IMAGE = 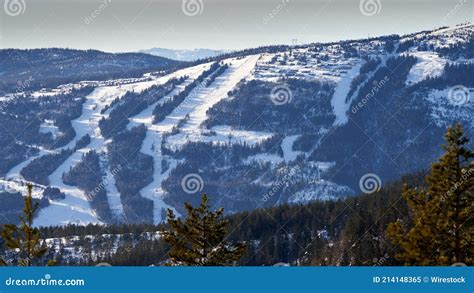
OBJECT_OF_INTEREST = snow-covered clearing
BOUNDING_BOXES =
[243,135,303,166]
[252,48,358,84]
[288,180,352,203]
[244,153,284,166]
[281,135,303,161]
[0,178,45,198]
[405,51,446,85]
[127,63,212,128]
[39,120,60,138]
[199,125,272,148]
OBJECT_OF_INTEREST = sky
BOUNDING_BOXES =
[0,0,472,52]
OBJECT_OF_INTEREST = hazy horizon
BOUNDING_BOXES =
[0,0,472,53]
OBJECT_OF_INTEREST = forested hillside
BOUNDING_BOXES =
[8,171,422,266]
[0,49,184,94]
[0,24,472,228]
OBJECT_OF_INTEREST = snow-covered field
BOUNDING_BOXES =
[288,180,353,203]
[0,178,45,198]
[201,125,273,147]
[405,51,446,85]
[416,23,474,50]
[244,134,303,166]
[39,120,60,138]
[244,153,284,166]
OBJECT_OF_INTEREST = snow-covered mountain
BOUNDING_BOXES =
[0,49,182,94]
[139,48,225,61]
[0,23,473,226]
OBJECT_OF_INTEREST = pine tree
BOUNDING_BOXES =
[162,194,246,266]
[0,184,55,266]
[387,124,473,265]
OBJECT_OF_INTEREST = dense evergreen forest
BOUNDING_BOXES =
[25,171,424,266]
[1,124,472,267]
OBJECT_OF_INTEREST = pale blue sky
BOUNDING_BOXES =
[0,0,472,52]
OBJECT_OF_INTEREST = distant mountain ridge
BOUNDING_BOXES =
[139,48,225,61]
[0,48,184,94]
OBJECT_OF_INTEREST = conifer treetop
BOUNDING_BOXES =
[163,194,246,266]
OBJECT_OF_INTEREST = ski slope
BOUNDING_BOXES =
[125,56,261,223]
[127,63,212,224]
[5,149,49,180]
[34,86,127,226]
[20,71,196,226]
[166,55,261,149]
[330,60,364,126]
[100,155,125,220]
